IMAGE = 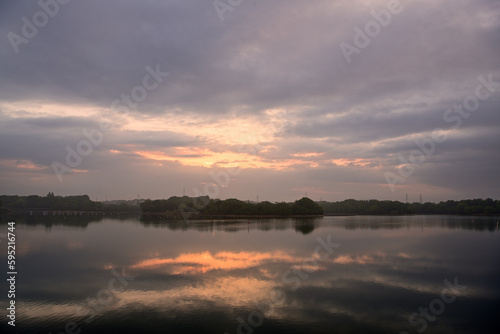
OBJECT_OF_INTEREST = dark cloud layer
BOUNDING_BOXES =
[1,0,499,201]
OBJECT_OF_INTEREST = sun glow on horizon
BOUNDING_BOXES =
[134,149,324,170]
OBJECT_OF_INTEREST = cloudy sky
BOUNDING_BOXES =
[1,0,499,202]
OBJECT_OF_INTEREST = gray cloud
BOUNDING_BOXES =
[1,0,499,201]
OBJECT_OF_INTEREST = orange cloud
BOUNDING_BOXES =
[0,159,45,170]
[331,255,376,265]
[291,152,324,158]
[331,158,373,167]
[134,149,322,170]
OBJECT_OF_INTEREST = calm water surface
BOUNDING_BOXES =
[1,215,499,334]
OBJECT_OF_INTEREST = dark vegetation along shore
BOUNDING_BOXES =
[0,193,141,214]
[140,196,324,217]
[1,193,499,217]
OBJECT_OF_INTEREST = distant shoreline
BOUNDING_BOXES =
[142,212,324,219]
[3,209,499,218]
[2,194,499,217]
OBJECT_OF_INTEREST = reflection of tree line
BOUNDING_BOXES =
[4,214,496,232]
[0,213,138,229]
[0,214,319,234]
[337,218,498,232]
[0,214,103,228]
[319,198,500,215]
[139,216,320,234]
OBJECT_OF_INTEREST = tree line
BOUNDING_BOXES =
[0,193,140,212]
[318,198,500,215]
[2,193,498,216]
[140,196,324,216]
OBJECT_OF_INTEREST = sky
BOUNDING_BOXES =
[1,0,499,203]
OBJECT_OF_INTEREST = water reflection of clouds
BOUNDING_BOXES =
[19,276,279,321]
[120,277,276,308]
[9,217,499,333]
[13,250,496,334]
[128,248,469,297]
[132,251,417,273]
[131,250,299,274]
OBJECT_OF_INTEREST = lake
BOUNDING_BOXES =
[1,215,499,334]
